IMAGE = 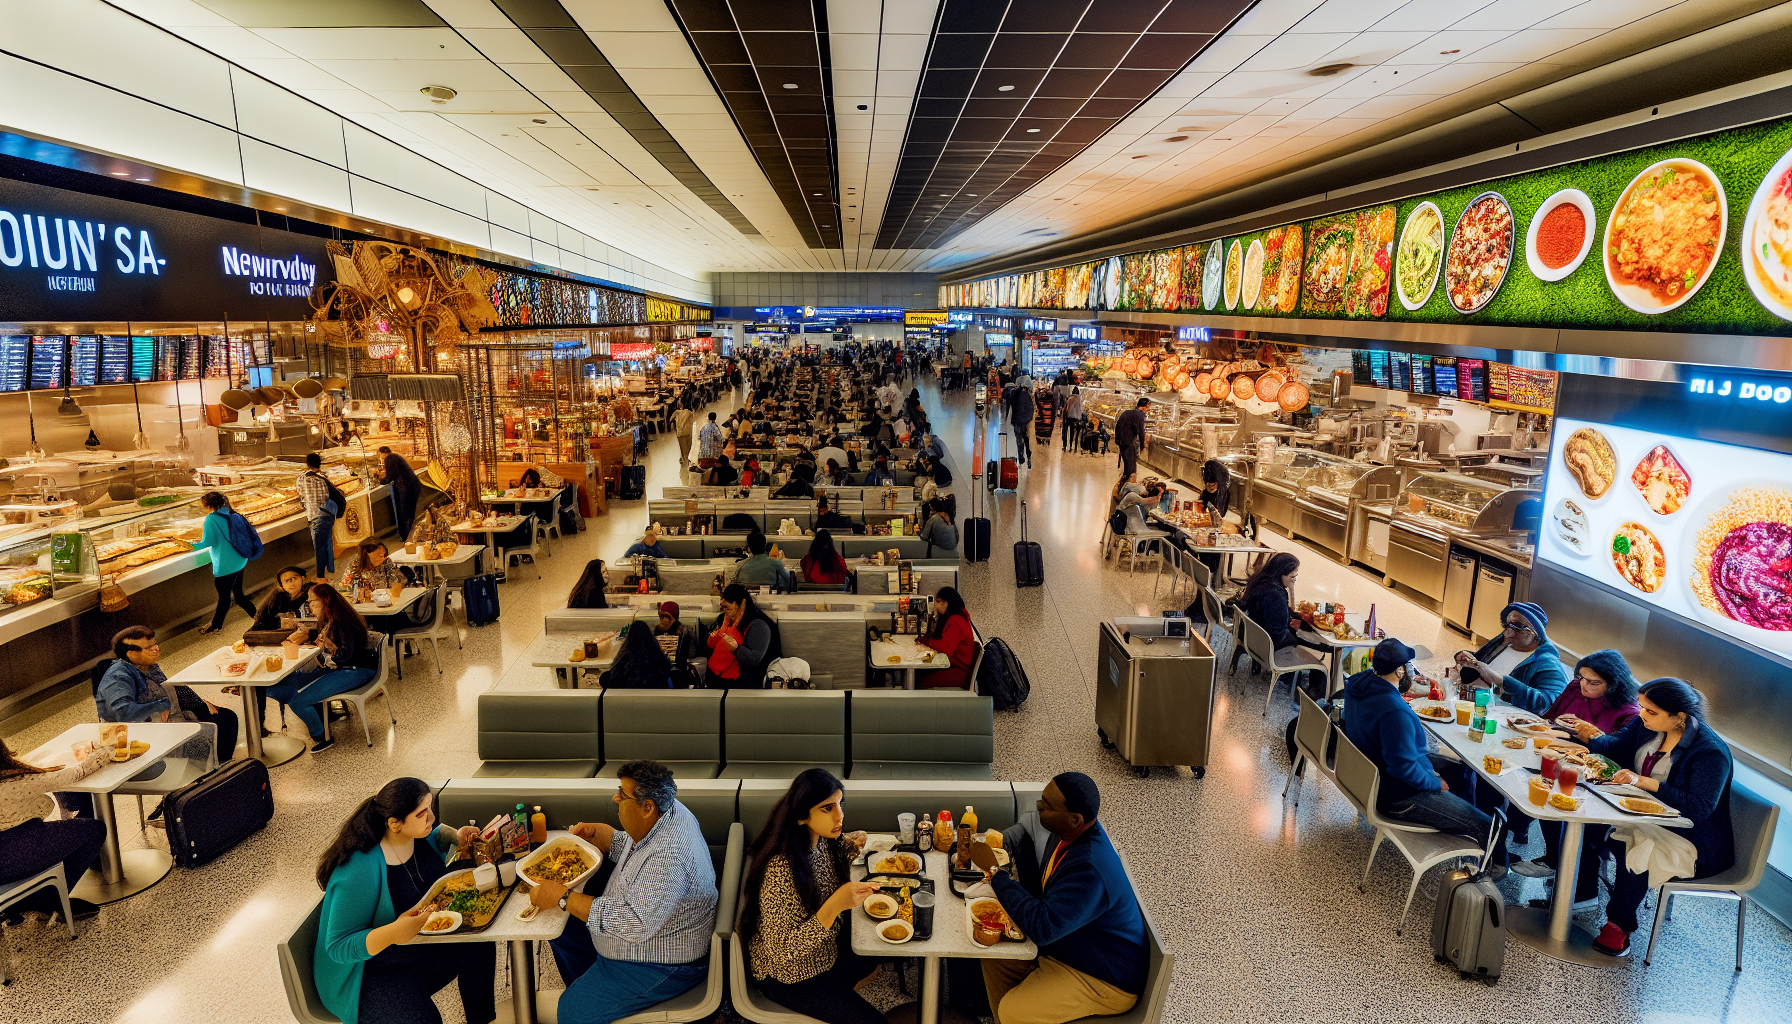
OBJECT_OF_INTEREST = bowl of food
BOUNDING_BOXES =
[1683,483,1792,644]
[1396,202,1445,310]
[1525,188,1596,282]
[1604,158,1726,315]
[1444,192,1515,314]
[517,835,603,891]
[1631,443,1691,517]
[877,919,914,944]
[1742,142,1792,320]
[1611,521,1667,594]
[422,910,462,935]
[1561,428,1617,502]
[863,894,898,920]
[868,852,923,876]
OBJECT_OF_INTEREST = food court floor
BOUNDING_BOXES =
[3,379,1791,1024]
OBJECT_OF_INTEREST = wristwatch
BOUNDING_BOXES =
[558,893,571,913]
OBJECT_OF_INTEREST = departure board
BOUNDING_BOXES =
[1410,353,1434,394]
[180,336,202,379]
[29,337,66,390]
[155,336,181,381]
[1433,356,1459,397]
[1351,350,1371,384]
[71,336,100,387]
[0,337,27,392]
[202,334,231,378]
[130,337,156,382]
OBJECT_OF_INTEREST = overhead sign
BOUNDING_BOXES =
[1068,324,1100,342]
[0,173,330,323]
[1176,325,1210,342]
[905,309,949,326]
[947,310,974,324]
[984,332,1014,346]
[609,341,656,360]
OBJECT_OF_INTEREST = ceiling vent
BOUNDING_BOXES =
[419,85,457,103]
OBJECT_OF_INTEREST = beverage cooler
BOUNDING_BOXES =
[1096,618,1216,778]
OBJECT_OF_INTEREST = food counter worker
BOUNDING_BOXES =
[916,587,976,689]
[1584,679,1735,958]
[1454,602,1569,715]
[740,769,880,1024]
[314,777,494,1024]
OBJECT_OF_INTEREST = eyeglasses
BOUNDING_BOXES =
[615,786,637,803]
[1503,621,1534,635]
[129,641,161,652]
[1577,673,1605,685]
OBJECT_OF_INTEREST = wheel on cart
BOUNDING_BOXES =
[1097,726,1114,750]
[1192,766,1206,779]
[1132,765,1149,779]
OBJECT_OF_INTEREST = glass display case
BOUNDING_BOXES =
[0,451,194,511]
[0,525,96,615]
[1255,449,1400,562]
[1394,472,1535,532]
[80,495,208,580]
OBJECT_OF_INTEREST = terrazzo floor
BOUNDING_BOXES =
[2,375,1789,1024]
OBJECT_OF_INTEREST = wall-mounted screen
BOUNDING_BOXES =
[1457,358,1488,402]
[1410,353,1434,394]
[130,337,155,382]
[100,336,131,383]
[1433,355,1459,397]
[1390,351,1411,391]
[29,337,65,390]
[1367,350,1390,388]
[70,335,100,387]
[0,337,27,392]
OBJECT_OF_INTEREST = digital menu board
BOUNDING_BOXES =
[181,336,203,379]
[29,337,66,390]
[155,337,181,381]
[1410,353,1434,394]
[0,337,27,392]
[70,336,100,387]
[202,335,232,378]
[130,337,155,382]
[1367,350,1390,388]
[1390,352,1411,391]
[1457,358,1487,402]
[1488,363,1558,412]
[100,336,131,383]
[1433,356,1459,397]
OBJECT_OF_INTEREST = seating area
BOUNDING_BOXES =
[642,533,934,561]
[474,689,994,780]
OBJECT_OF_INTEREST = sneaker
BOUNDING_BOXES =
[309,738,336,754]
[1510,858,1556,878]
[1592,922,1631,956]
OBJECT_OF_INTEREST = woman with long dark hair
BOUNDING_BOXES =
[1200,459,1231,520]
[800,530,850,587]
[1239,553,1328,687]
[704,584,782,688]
[0,737,108,923]
[267,583,379,754]
[742,769,880,1024]
[313,777,494,1024]
[599,622,673,689]
[917,586,976,690]
[567,559,609,609]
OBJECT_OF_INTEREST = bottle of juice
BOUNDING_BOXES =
[958,805,977,868]
[937,810,953,855]
[531,805,547,845]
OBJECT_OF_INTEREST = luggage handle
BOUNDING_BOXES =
[1468,808,1506,883]
[1020,501,1027,543]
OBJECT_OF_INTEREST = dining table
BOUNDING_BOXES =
[391,542,484,582]
[345,585,432,619]
[169,643,324,767]
[869,635,943,689]
[1293,613,1432,699]
[25,721,200,903]
[451,516,527,575]
[1413,694,1692,966]
[530,635,620,688]
[850,841,1036,1024]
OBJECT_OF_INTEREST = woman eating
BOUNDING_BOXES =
[0,737,108,924]
[800,530,850,588]
[314,777,495,1024]
[517,467,543,490]
[267,584,380,754]
[599,622,673,689]
[741,769,880,1024]
[704,584,782,689]
[1453,602,1568,715]
[343,540,424,635]
[1239,553,1329,682]
[566,559,610,609]
[917,586,976,690]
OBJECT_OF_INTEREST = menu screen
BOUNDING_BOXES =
[29,337,66,390]
[202,335,231,378]
[1367,350,1390,388]
[181,336,203,379]
[1489,362,1558,412]
[1433,356,1459,397]
[130,337,155,382]
[1351,350,1372,384]
[0,337,27,392]
[100,336,131,383]
[1457,358,1487,402]
[70,336,100,387]
[1390,352,1411,391]
[1410,353,1434,394]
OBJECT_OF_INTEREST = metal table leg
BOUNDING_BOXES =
[508,940,537,1024]
[1506,820,1623,967]
[240,683,304,767]
[920,954,941,1024]
[72,794,173,904]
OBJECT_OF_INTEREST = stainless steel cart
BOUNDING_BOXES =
[1095,618,1217,778]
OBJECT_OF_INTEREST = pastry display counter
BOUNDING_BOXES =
[1380,472,1539,609]
[1253,449,1399,562]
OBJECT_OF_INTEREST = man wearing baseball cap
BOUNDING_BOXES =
[1344,638,1497,845]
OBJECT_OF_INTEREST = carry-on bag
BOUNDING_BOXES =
[997,432,1019,490]
[619,464,647,500]
[1430,809,1507,982]
[1013,501,1043,587]
[976,636,1031,711]
[964,467,992,563]
[165,758,274,868]
[462,573,501,626]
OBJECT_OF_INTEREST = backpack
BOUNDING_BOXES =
[221,510,263,561]
[1109,510,1129,537]
[312,471,347,518]
[975,637,1031,711]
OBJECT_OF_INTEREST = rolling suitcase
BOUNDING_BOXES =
[1430,810,1507,982]
[997,432,1019,491]
[964,471,993,563]
[462,573,501,626]
[1013,501,1043,587]
[164,758,274,868]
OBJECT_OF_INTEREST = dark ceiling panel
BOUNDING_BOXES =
[874,0,1254,249]
[668,0,841,248]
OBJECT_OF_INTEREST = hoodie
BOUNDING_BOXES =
[1342,668,1438,805]
[1464,601,1568,716]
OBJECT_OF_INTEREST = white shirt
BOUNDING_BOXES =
[1485,646,1528,680]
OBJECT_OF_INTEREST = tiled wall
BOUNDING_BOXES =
[710,273,938,308]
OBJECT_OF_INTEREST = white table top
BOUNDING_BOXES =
[390,545,481,567]
[1297,613,1377,650]
[168,644,323,687]
[413,831,577,945]
[531,635,619,671]
[870,635,942,670]
[346,586,431,617]
[25,721,202,794]
[1415,698,1693,829]
[451,517,526,534]
[850,843,1036,961]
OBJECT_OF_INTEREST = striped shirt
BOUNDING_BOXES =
[585,799,717,964]
[697,422,725,459]
[296,471,333,521]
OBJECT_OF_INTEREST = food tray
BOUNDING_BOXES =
[416,869,518,934]
[516,834,605,891]
[862,876,933,940]
[866,851,925,876]
[1587,782,1682,820]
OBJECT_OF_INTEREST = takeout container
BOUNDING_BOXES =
[868,851,925,876]
[516,834,605,891]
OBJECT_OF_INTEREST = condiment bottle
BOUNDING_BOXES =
[937,810,953,856]
[917,813,934,852]
[531,805,547,845]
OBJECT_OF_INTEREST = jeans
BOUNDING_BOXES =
[1119,443,1138,481]
[1380,786,1495,843]
[210,569,255,630]
[1012,426,1031,465]
[0,816,107,911]
[759,947,884,1024]
[358,939,496,1024]
[1062,417,1080,450]
[310,514,336,575]
[392,487,419,541]
[549,917,707,1024]
[176,685,240,763]
[1536,820,1608,901]
[266,666,375,740]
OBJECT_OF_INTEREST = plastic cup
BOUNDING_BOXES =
[911,890,935,910]
[1528,777,1550,807]
[1558,766,1579,797]
[1455,703,1473,725]
[99,722,128,752]
[897,813,916,844]
[1540,750,1561,783]
[498,860,517,886]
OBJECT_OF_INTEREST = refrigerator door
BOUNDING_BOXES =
[1470,563,1515,641]
[1443,549,1478,631]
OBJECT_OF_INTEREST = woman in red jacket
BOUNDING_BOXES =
[799,530,851,587]
[917,586,977,690]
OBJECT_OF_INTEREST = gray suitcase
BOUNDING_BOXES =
[1430,810,1505,984]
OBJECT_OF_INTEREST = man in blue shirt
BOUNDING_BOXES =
[531,761,718,1024]
[969,773,1146,1024]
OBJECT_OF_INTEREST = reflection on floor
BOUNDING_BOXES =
[2,379,1789,1024]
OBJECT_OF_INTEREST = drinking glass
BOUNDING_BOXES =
[911,890,935,910]
[897,813,916,844]
[1558,765,1579,797]
[1540,750,1560,783]
[1528,777,1549,807]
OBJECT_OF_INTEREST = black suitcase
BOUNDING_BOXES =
[619,464,647,500]
[1013,501,1043,587]
[964,471,992,563]
[976,636,1031,711]
[1431,810,1507,979]
[462,573,501,626]
[165,758,273,868]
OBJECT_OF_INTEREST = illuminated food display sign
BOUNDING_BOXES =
[1068,324,1100,342]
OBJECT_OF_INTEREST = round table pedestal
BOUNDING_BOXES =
[73,848,173,904]
[240,733,306,768]
[1507,905,1629,968]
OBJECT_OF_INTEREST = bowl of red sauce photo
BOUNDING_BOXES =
[1526,188,1596,283]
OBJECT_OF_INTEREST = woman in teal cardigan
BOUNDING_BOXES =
[314,777,495,1024]
[197,491,258,634]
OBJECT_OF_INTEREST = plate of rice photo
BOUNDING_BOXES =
[1685,484,1792,643]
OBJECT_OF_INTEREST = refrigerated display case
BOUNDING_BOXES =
[0,526,96,615]
[1252,448,1399,561]
[1388,472,1538,606]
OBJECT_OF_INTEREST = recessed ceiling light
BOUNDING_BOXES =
[532,118,548,124]
[1440,48,1461,54]
[856,103,868,110]
[1307,62,1356,77]
[997,85,1015,92]
[1026,128,1041,133]
[111,171,128,176]
[135,177,150,182]
[586,187,601,191]
[420,85,457,103]
[782,83,799,89]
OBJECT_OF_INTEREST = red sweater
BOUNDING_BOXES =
[801,553,850,586]
[918,613,977,689]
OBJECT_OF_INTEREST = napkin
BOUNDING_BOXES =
[962,881,997,901]
[1610,822,1697,888]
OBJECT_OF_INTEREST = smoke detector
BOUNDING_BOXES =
[420,85,457,103]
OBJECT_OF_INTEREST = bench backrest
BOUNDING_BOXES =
[851,691,994,764]
[776,612,870,690]
[736,778,1017,842]
[477,692,601,762]
[723,691,846,764]
[602,691,724,764]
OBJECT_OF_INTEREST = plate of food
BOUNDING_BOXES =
[1684,483,1792,640]
[420,870,508,931]
[1604,158,1726,314]
[1562,427,1618,501]
[1630,442,1692,516]
[1241,238,1266,309]
[111,740,153,762]
[1303,214,1353,313]
[1202,240,1224,309]
[1264,223,1303,312]
[868,852,924,876]
[876,918,914,944]
[1223,240,1242,309]
[1525,188,1596,282]
[1551,497,1593,557]
[421,910,462,935]
[862,893,899,920]
[1416,706,1454,722]
[1618,796,1679,818]
[1445,192,1514,314]
[1742,142,1792,320]
[1396,201,1444,310]
[517,834,603,891]
[1345,205,1397,317]
[1611,521,1667,594]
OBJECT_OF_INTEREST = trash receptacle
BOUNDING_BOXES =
[1096,617,1217,778]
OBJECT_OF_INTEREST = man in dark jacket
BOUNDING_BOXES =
[1009,384,1035,467]
[970,773,1146,1024]
[1114,397,1149,483]
[1344,639,1496,846]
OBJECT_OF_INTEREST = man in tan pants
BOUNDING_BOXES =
[970,774,1146,1024]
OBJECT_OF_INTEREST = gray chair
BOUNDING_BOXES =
[737,778,1018,844]
[0,863,75,984]
[499,515,541,579]
[719,691,846,779]
[1332,730,1484,934]
[1240,614,1326,717]
[473,692,602,778]
[1282,688,1338,807]
[277,899,340,1024]
[318,632,397,747]
[1645,782,1781,969]
[389,585,458,678]
[849,691,994,780]
[597,691,723,779]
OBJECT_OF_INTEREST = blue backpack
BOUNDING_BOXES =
[221,510,263,561]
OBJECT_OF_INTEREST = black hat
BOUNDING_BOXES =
[1051,771,1100,820]
[1372,638,1416,675]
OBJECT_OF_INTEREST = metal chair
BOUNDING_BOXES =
[1188,554,1213,591]
[1240,614,1326,717]
[1644,782,1781,969]
[1283,687,1338,806]
[0,863,75,983]
[317,632,396,747]
[277,898,342,1024]
[1333,731,1485,934]
[1117,534,1165,577]
[1154,544,1190,599]
[389,585,457,678]
[1198,585,1233,656]
[498,515,541,580]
